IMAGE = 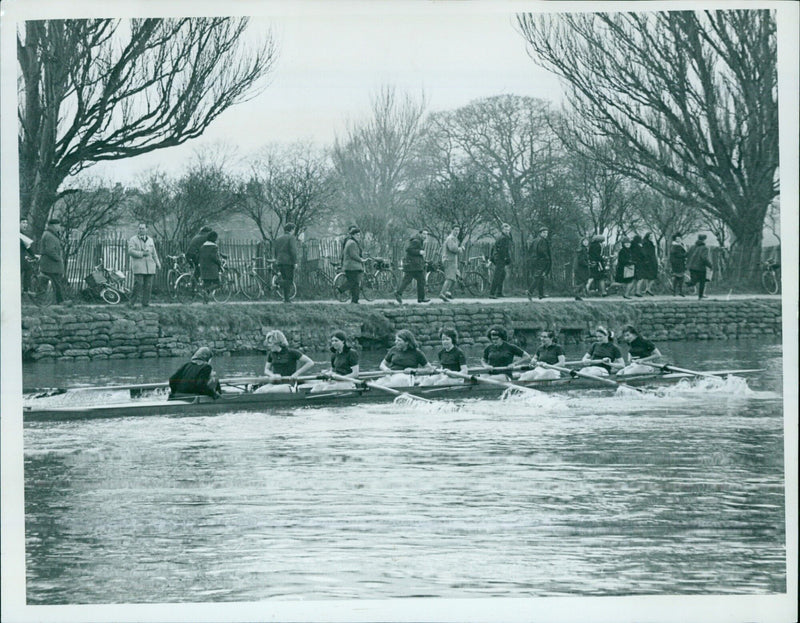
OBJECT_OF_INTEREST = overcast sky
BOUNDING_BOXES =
[90,5,564,182]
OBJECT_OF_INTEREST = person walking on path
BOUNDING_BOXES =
[274,222,300,303]
[128,223,161,308]
[488,223,513,298]
[585,234,607,297]
[572,237,590,300]
[38,218,69,304]
[686,233,713,299]
[439,225,464,302]
[198,230,223,303]
[526,227,552,300]
[630,234,645,297]
[637,232,659,296]
[669,233,688,297]
[341,226,364,304]
[395,230,430,304]
[615,237,637,299]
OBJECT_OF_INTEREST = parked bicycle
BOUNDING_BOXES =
[424,257,488,298]
[761,260,781,295]
[166,253,192,297]
[82,263,130,305]
[173,257,235,303]
[240,257,296,301]
[333,257,395,302]
[22,255,75,307]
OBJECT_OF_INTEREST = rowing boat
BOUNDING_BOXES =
[22,368,760,422]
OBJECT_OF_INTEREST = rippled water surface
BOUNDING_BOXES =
[23,339,786,604]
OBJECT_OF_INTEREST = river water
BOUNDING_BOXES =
[23,339,786,604]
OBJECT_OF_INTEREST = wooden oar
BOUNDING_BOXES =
[438,368,543,395]
[537,362,644,393]
[658,364,735,380]
[328,372,434,403]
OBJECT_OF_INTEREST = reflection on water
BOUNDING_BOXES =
[23,339,786,603]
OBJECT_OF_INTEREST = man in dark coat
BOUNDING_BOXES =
[686,233,713,299]
[395,230,430,304]
[489,223,512,298]
[186,225,211,280]
[527,227,552,300]
[274,223,300,303]
[169,346,222,399]
[38,219,68,304]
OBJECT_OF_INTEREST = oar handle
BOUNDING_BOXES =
[537,362,639,391]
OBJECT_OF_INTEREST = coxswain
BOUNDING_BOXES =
[168,346,222,399]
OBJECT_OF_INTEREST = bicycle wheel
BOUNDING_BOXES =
[167,269,181,299]
[360,274,375,302]
[373,269,396,296]
[462,271,487,297]
[761,269,779,295]
[426,269,445,295]
[240,273,263,300]
[32,274,55,307]
[173,273,195,301]
[211,274,233,302]
[303,269,330,299]
[100,287,121,305]
[333,273,350,302]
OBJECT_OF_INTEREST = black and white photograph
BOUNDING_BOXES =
[1,1,797,621]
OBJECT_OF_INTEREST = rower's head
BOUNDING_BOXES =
[621,325,639,343]
[264,330,288,352]
[487,325,507,343]
[330,331,348,352]
[395,329,418,350]
[191,346,213,363]
[539,330,555,345]
[440,327,458,349]
[593,326,613,343]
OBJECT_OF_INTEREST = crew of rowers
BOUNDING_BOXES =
[168,324,663,399]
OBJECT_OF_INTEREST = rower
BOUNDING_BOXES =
[168,346,222,400]
[437,327,468,375]
[618,325,663,375]
[521,330,566,380]
[580,326,624,376]
[254,330,315,393]
[328,331,360,378]
[380,329,430,373]
[482,325,529,377]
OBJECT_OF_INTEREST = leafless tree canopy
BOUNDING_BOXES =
[18,17,276,237]
[517,9,778,279]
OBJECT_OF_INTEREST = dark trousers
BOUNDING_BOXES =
[21,257,33,292]
[345,270,361,303]
[489,264,506,296]
[672,274,684,295]
[396,270,426,301]
[132,273,154,305]
[687,269,707,298]
[528,271,546,297]
[278,264,295,302]
[42,271,67,303]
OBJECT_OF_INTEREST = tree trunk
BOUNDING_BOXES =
[727,222,764,287]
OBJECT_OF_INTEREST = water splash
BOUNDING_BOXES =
[392,394,459,413]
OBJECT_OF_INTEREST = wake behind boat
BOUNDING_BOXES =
[23,366,761,422]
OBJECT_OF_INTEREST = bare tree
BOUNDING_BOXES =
[18,18,276,238]
[239,143,336,242]
[52,178,128,262]
[517,9,779,282]
[331,86,427,242]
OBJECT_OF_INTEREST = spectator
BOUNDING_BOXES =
[38,218,69,304]
[20,217,36,293]
[637,232,659,296]
[585,234,607,297]
[198,230,223,303]
[341,225,364,304]
[686,233,713,299]
[186,225,211,279]
[274,222,300,303]
[615,237,636,299]
[395,229,429,304]
[439,225,463,302]
[128,223,161,308]
[526,227,551,300]
[669,233,688,297]
[630,234,645,297]
[488,223,512,298]
[573,237,590,301]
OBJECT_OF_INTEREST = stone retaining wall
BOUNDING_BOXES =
[21,298,782,363]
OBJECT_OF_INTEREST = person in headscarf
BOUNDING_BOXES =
[168,346,222,399]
